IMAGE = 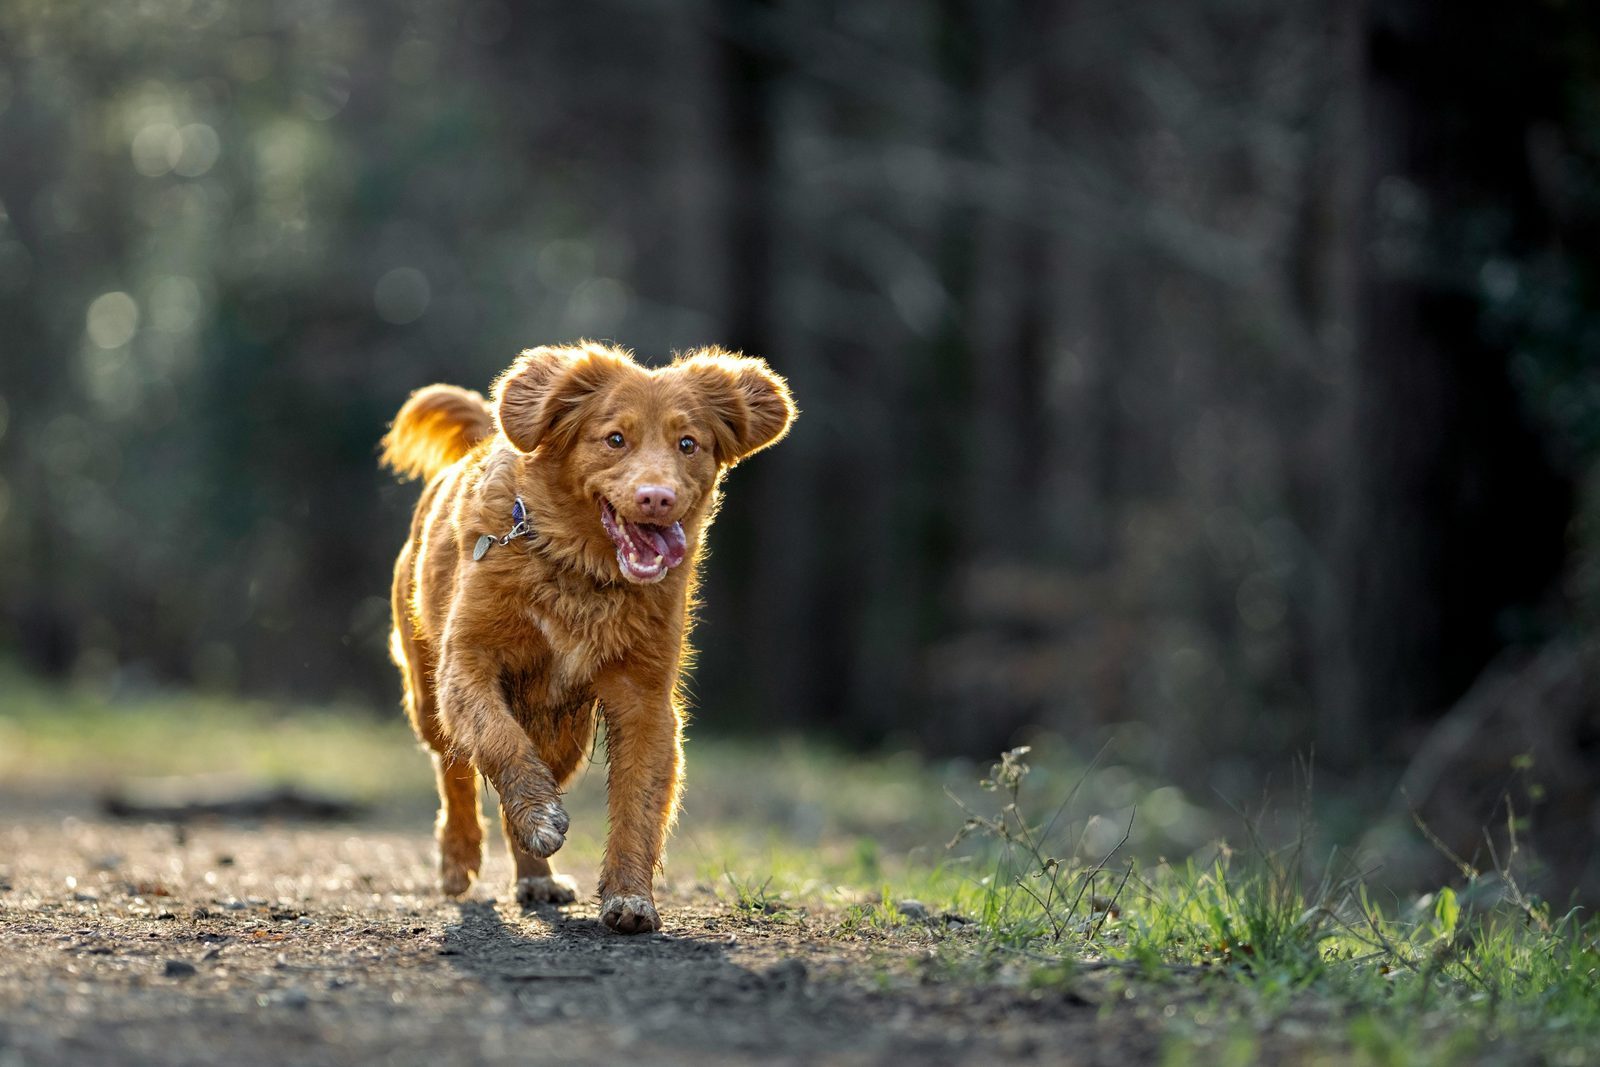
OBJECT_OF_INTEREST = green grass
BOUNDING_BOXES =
[921,748,1600,1066]
[672,745,1600,1064]
[3,671,1596,1064]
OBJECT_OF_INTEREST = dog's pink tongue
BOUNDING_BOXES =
[646,522,688,568]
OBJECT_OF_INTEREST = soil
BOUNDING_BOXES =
[0,806,1164,1067]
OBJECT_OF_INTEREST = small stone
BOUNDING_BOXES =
[164,960,197,978]
[895,899,929,921]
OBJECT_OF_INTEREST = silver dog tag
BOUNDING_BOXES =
[473,534,493,561]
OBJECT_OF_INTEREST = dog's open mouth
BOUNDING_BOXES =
[599,499,688,584]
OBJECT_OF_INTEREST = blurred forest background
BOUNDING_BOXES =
[3,2,1600,885]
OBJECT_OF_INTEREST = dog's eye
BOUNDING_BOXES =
[605,432,626,449]
[678,436,698,456]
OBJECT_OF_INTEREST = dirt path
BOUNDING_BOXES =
[0,811,1151,1067]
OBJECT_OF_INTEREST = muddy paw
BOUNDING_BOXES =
[504,798,569,858]
[600,894,661,935]
[515,874,579,905]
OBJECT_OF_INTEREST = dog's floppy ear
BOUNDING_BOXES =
[492,343,629,453]
[676,348,796,466]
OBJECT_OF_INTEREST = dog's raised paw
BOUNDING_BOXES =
[600,894,661,935]
[515,874,579,905]
[505,798,568,858]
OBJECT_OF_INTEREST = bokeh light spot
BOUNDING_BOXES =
[131,123,181,177]
[172,124,221,177]
[151,275,204,335]
[374,268,431,325]
[1236,573,1289,631]
[295,63,352,121]
[536,240,595,288]
[86,292,140,348]
[567,277,630,332]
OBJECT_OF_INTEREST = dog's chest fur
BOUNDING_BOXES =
[484,548,678,711]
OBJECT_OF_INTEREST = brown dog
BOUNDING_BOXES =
[380,342,794,933]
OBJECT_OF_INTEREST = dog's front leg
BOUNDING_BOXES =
[436,645,569,859]
[594,668,683,934]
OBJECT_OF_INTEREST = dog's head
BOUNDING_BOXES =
[492,342,795,584]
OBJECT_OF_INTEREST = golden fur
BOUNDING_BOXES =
[381,342,794,933]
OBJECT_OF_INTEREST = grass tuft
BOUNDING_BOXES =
[935,747,1600,1063]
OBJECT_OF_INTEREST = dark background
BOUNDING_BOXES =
[2,1,1599,882]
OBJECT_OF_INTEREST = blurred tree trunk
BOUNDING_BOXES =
[0,31,139,673]
[1301,0,1367,766]
[702,0,810,728]
[1337,0,1574,761]
[0,39,69,668]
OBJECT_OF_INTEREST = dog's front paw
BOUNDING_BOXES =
[515,874,579,905]
[600,894,661,935]
[503,797,569,858]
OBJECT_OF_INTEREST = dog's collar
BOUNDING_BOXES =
[473,496,535,561]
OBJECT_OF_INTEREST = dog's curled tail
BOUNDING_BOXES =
[380,384,494,481]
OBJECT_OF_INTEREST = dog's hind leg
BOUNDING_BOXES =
[406,651,485,898]
[393,617,484,896]
[393,538,485,896]
[434,754,484,896]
